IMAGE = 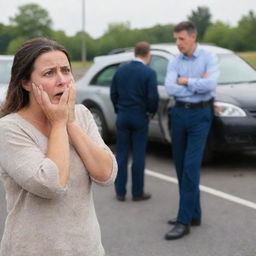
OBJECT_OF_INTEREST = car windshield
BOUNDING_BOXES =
[218,54,256,85]
[0,59,12,84]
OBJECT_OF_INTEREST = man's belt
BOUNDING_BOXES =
[175,98,214,108]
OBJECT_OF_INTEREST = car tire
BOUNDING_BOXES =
[88,107,109,142]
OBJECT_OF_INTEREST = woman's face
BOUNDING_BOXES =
[30,50,73,104]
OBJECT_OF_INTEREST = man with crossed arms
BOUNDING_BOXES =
[164,21,219,240]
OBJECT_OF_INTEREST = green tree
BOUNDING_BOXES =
[204,22,238,50]
[51,30,96,61]
[140,24,174,43]
[7,36,28,54]
[67,32,95,61]
[9,3,52,39]
[188,6,212,41]
[0,23,17,54]
[105,22,131,34]
[236,10,256,51]
[98,22,133,55]
[97,22,174,56]
[51,30,69,45]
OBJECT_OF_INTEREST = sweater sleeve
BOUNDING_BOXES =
[0,123,67,199]
[76,105,117,186]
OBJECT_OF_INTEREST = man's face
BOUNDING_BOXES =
[173,30,196,57]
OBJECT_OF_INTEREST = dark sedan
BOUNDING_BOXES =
[204,53,256,161]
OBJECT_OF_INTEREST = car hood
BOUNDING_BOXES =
[216,82,256,108]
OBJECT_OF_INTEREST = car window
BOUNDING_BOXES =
[149,55,169,85]
[218,54,256,84]
[0,59,12,84]
[90,64,119,86]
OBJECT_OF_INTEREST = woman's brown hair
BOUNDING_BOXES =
[0,37,71,117]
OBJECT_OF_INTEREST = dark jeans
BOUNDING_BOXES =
[115,110,149,197]
[169,105,213,224]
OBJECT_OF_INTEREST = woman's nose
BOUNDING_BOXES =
[56,72,66,85]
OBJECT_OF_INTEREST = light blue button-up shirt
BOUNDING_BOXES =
[165,45,219,103]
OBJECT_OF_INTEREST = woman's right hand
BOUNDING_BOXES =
[32,83,69,126]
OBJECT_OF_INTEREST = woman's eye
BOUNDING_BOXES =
[62,67,71,73]
[44,70,53,76]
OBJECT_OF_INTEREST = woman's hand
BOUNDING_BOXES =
[67,79,77,124]
[32,83,69,126]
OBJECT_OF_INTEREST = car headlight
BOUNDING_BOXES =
[214,102,246,117]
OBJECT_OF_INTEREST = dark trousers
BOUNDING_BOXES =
[115,110,149,197]
[169,105,213,225]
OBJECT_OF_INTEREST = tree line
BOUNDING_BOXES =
[1,4,256,61]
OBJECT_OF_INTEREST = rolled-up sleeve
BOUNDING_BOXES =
[90,150,117,186]
[0,125,67,199]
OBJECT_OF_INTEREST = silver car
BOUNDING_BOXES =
[76,43,256,162]
[0,55,13,104]
[0,55,14,239]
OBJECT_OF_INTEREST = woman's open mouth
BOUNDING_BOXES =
[55,92,64,97]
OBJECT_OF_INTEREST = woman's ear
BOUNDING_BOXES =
[21,79,32,92]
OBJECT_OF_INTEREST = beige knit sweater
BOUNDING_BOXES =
[0,104,117,256]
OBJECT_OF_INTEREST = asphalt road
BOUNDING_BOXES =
[94,143,256,256]
[1,142,256,256]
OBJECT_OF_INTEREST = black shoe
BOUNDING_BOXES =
[165,223,190,240]
[116,195,125,201]
[132,193,151,201]
[168,217,201,226]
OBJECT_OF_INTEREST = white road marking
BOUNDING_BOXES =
[146,169,256,210]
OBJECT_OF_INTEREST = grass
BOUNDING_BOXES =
[237,52,256,68]
[71,61,92,80]
[71,61,92,70]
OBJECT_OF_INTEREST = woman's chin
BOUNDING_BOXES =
[52,97,61,104]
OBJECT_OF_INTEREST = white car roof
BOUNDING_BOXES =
[93,43,233,65]
[0,55,14,104]
[0,55,14,61]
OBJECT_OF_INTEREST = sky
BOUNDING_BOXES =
[1,0,256,39]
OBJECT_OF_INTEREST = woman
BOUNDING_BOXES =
[0,37,117,256]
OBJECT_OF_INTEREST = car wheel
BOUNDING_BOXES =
[89,107,109,142]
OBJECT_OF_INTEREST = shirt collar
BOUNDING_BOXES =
[133,57,145,65]
[193,44,201,57]
[180,43,201,59]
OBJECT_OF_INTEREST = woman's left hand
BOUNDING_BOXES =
[67,79,77,124]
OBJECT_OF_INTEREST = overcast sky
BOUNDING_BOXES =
[1,0,256,39]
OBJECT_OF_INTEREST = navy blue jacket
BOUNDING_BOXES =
[110,60,159,115]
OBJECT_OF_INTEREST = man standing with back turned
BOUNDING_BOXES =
[164,21,219,240]
[110,41,159,202]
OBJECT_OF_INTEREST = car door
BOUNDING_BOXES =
[86,64,121,134]
[0,57,13,103]
[148,53,175,143]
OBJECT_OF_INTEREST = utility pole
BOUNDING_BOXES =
[81,0,86,63]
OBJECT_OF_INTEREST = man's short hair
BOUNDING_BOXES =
[174,21,197,35]
[134,41,150,57]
